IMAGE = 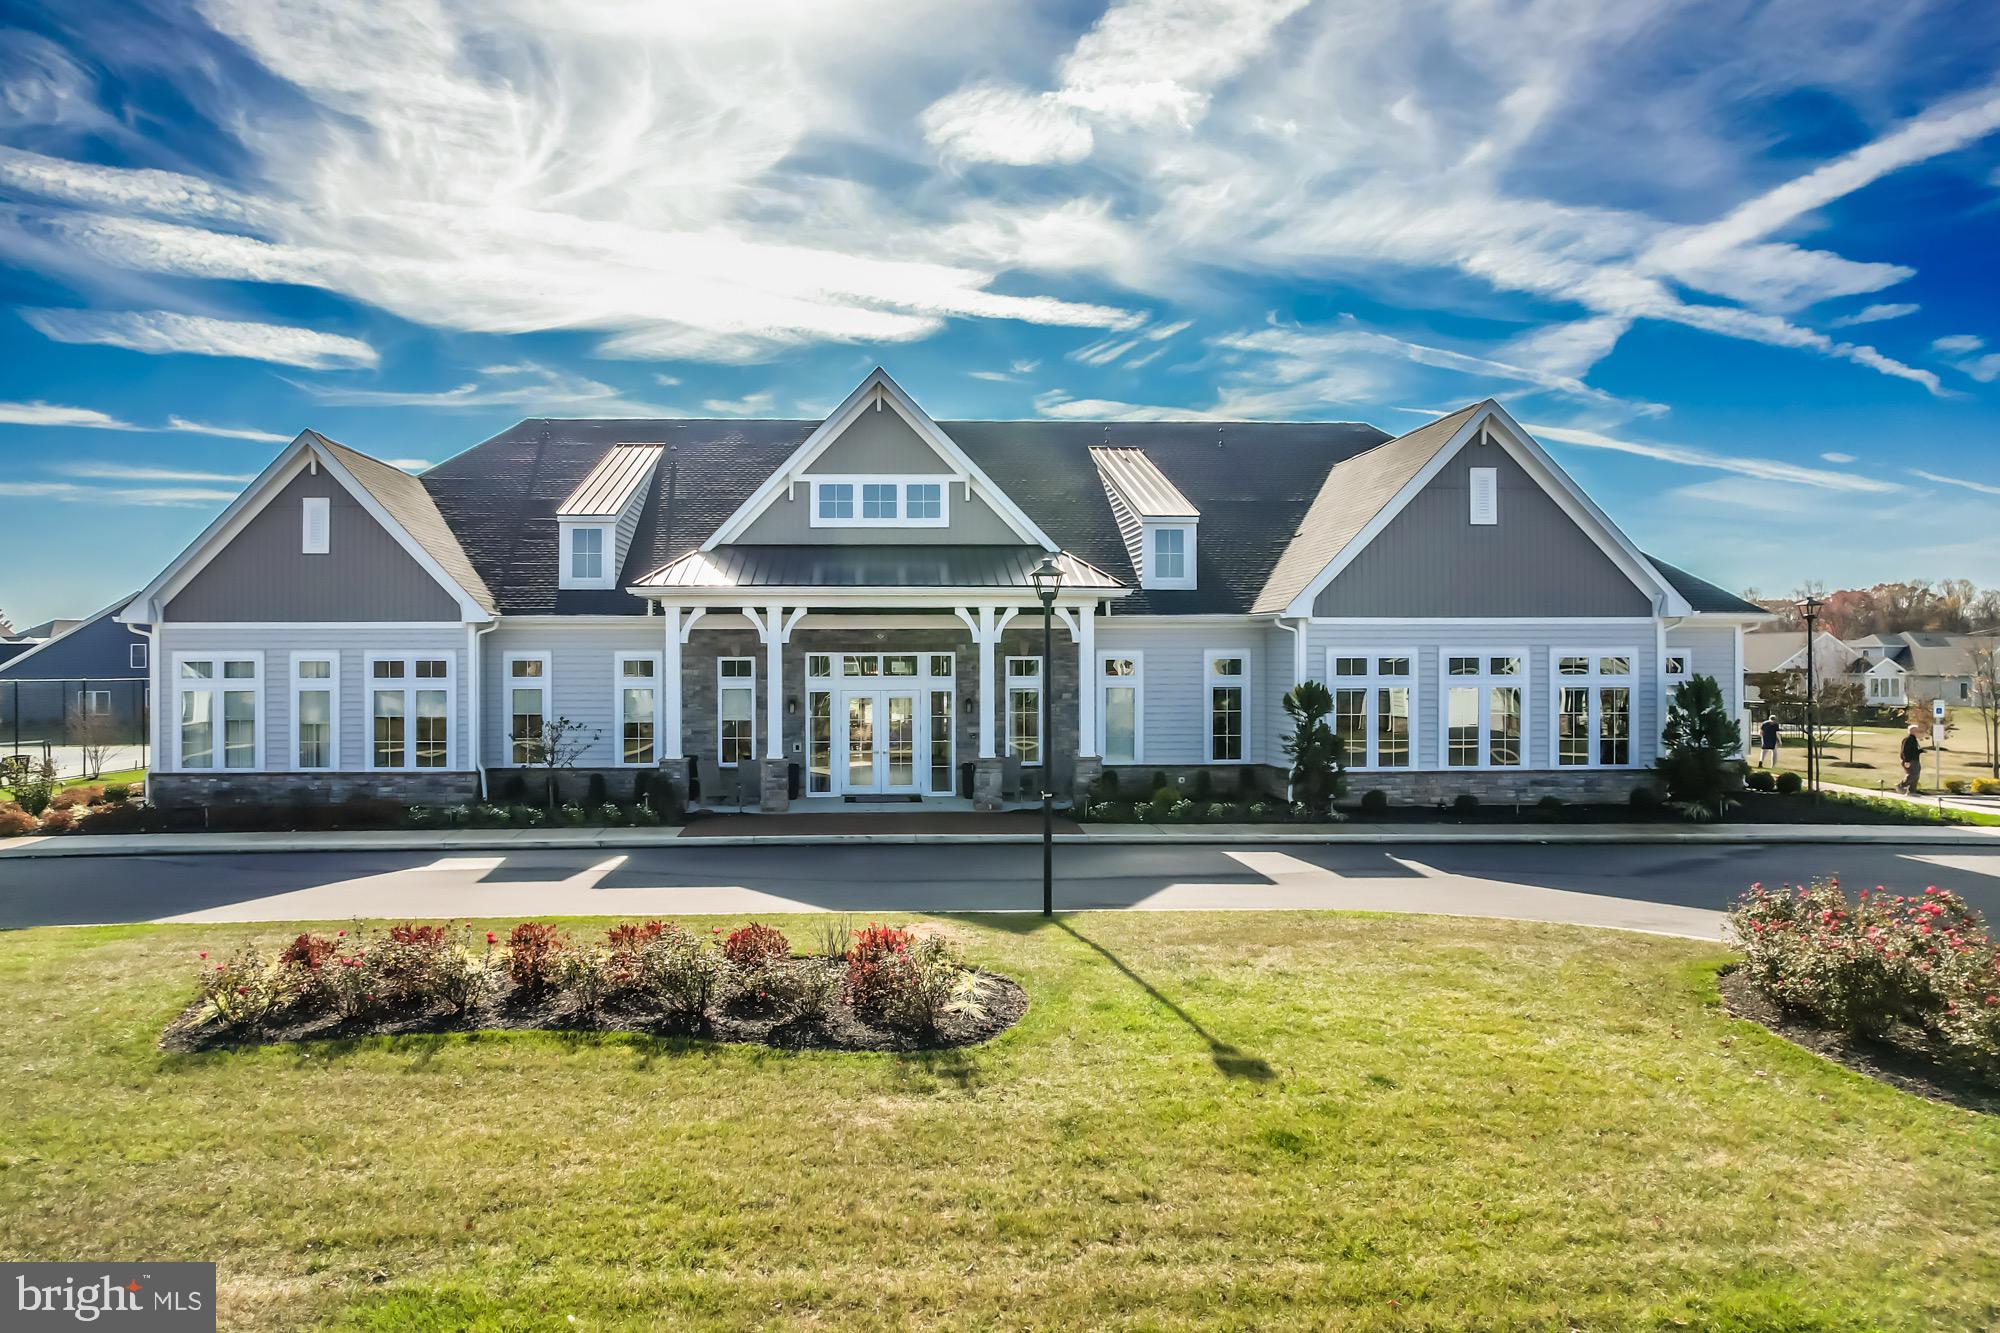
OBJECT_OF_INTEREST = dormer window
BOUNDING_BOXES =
[1091,446,1199,592]
[1142,522,1196,590]
[809,476,950,528]
[571,527,603,581]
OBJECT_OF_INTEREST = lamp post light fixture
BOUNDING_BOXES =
[1029,554,1064,918]
[1797,593,1825,802]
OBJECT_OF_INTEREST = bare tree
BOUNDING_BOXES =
[517,715,600,810]
[66,695,115,780]
[1968,643,2000,779]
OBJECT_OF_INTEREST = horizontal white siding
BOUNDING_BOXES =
[153,624,469,772]
[1668,624,1740,716]
[1096,621,1267,765]
[482,620,668,768]
[1306,620,1663,770]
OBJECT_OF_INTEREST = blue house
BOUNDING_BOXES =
[0,597,151,755]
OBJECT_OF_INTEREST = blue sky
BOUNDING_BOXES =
[2,0,1999,627]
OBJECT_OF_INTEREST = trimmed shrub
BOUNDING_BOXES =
[1535,795,1565,821]
[1775,770,1803,795]
[499,773,527,802]
[51,784,102,810]
[279,932,337,970]
[1359,789,1389,816]
[846,923,914,1011]
[199,945,298,1028]
[597,802,625,825]
[877,935,981,1036]
[1973,778,2000,797]
[1150,770,1169,794]
[628,924,724,1021]
[723,923,790,974]
[1205,801,1232,821]
[1629,783,1663,813]
[1191,769,1215,803]
[586,773,609,807]
[509,804,545,828]
[1089,772,1120,804]
[1151,785,1180,809]
[1451,793,1480,817]
[559,802,587,826]
[36,805,77,834]
[11,762,58,816]
[1944,777,1969,795]
[629,803,660,827]
[0,803,40,837]
[1744,769,1776,792]
[506,922,568,994]
[102,782,131,804]
[631,769,653,808]
[79,801,141,834]
[766,956,844,1024]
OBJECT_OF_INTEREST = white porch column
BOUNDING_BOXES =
[955,605,1018,759]
[746,604,805,762]
[660,606,703,761]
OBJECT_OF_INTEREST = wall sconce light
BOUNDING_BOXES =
[787,696,798,716]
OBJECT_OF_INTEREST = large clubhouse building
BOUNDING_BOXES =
[121,369,1765,812]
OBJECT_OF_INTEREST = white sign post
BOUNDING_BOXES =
[1933,700,1947,795]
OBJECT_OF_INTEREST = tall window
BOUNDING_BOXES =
[1443,653,1524,768]
[1325,651,1414,769]
[1006,657,1042,764]
[616,654,658,765]
[506,654,548,765]
[930,688,954,793]
[1206,653,1247,762]
[1554,651,1635,767]
[1099,654,1142,765]
[292,655,337,770]
[369,655,451,770]
[176,655,259,771]
[570,526,603,581]
[1151,527,1185,581]
[718,658,756,766]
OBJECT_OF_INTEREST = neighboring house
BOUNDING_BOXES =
[0,596,151,745]
[119,370,1767,812]
[1744,628,1996,710]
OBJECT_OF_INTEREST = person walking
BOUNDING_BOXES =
[1757,716,1780,769]
[1899,723,1923,794]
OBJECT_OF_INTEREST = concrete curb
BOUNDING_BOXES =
[2,822,1996,860]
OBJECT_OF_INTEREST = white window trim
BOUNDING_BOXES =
[1324,648,1418,771]
[1549,647,1640,769]
[1097,650,1145,765]
[77,689,111,717]
[363,652,456,772]
[289,651,340,772]
[717,657,758,767]
[503,651,552,767]
[1664,652,1689,679]
[1438,649,1530,771]
[171,651,264,774]
[1204,650,1251,764]
[559,522,616,590]
[302,494,330,554]
[808,475,953,529]
[1141,521,1197,590]
[1004,655,1043,765]
[129,642,147,670]
[613,651,664,768]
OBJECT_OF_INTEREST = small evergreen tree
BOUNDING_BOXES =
[1655,674,1744,819]
[1281,680,1345,817]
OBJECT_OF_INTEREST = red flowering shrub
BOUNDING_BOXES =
[279,933,336,970]
[605,920,666,951]
[845,923,913,1011]
[506,921,568,993]
[723,923,790,970]
[1731,878,2000,1078]
[198,945,298,1028]
[388,922,451,948]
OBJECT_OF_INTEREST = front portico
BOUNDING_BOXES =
[635,550,1125,811]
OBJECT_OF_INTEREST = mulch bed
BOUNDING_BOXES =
[1718,965,2000,1115]
[160,968,1027,1056]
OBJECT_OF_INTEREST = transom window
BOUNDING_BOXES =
[1443,650,1524,769]
[1325,651,1414,770]
[1554,650,1636,767]
[175,654,260,772]
[810,476,952,528]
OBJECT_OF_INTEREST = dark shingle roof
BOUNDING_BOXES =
[313,432,497,615]
[1643,556,1767,615]
[638,545,1121,591]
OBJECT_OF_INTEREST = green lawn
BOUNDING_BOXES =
[0,766,145,804]
[4,913,1998,1330]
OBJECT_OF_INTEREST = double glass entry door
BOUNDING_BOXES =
[842,689,921,794]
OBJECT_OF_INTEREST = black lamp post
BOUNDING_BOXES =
[1030,554,1063,917]
[1798,593,1824,801]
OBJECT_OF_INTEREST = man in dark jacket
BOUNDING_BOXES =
[1899,724,1923,793]
[1757,716,1780,768]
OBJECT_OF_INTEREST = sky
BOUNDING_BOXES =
[2,0,1999,628]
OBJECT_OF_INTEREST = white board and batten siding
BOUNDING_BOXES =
[1305,621,1664,771]
[151,624,470,772]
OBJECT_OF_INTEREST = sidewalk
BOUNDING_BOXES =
[3,819,1996,860]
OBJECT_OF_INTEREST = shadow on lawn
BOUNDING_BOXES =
[1055,920,1275,1082]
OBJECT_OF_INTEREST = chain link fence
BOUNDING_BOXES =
[0,678,150,780]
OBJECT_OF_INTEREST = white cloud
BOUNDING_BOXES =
[0,479,238,506]
[1525,421,1903,494]
[1829,303,1917,327]
[1667,477,1820,514]
[1820,451,1856,463]
[921,84,1092,166]
[699,391,778,416]
[1955,354,2000,382]
[1910,469,2000,498]
[1034,389,1217,421]
[21,308,377,369]
[1930,334,2000,382]
[969,370,1019,382]
[1932,333,1985,354]
[0,400,134,429]
[1010,358,1041,374]
[60,462,254,483]
[294,362,668,415]
[164,417,289,443]
[382,458,433,472]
